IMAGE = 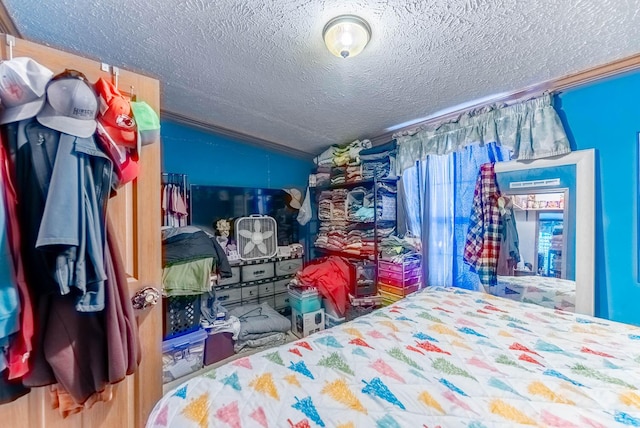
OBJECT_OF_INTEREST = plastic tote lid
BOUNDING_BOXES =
[162,328,207,353]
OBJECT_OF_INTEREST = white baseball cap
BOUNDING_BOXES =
[0,57,53,125]
[37,73,98,138]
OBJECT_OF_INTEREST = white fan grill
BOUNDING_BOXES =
[234,215,278,261]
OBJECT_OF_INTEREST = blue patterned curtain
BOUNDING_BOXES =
[395,94,570,175]
[401,142,510,289]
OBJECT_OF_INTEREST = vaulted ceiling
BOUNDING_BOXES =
[5,0,640,155]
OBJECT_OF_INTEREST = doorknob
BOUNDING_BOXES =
[132,286,161,310]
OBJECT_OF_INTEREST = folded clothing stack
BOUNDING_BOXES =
[376,183,397,221]
[379,234,422,261]
[360,140,397,180]
[313,139,372,168]
[332,188,348,221]
[228,303,291,352]
[346,187,375,222]
[346,165,362,183]
[314,166,331,186]
[317,190,333,221]
[330,166,346,185]
[161,226,232,296]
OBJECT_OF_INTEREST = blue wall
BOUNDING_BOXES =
[161,120,312,189]
[555,70,640,325]
[161,72,640,326]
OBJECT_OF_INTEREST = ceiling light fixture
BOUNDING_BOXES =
[323,15,371,59]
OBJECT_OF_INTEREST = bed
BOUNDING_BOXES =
[147,286,640,428]
[495,275,576,312]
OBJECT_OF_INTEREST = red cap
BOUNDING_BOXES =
[96,121,139,186]
[94,77,137,149]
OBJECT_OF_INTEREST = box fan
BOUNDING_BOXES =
[234,215,278,261]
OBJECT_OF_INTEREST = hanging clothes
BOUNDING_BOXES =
[4,117,139,406]
[0,141,33,398]
[0,146,20,373]
[161,178,189,227]
[173,186,188,224]
[0,135,34,380]
[496,197,521,276]
[464,163,502,287]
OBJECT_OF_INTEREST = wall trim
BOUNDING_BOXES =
[371,52,640,145]
[161,109,314,160]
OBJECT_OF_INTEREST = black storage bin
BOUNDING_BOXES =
[353,261,377,297]
[346,304,375,321]
[163,294,202,339]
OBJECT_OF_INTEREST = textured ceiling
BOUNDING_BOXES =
[5,0,640,155]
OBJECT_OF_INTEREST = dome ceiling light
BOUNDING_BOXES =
[322,15,371,59]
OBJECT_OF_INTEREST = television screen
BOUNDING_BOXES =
[189,185,299,247]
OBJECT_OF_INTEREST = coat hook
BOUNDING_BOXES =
[129,85,137,101]
[112,66,120,90]
[5,35,15,60]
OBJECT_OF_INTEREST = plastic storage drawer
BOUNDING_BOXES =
[378,281,421,297]
[288,289,321,313]
[258,281,275,296]
[242,285,259,301]
[162,329,207,383]
[353,261,377,297]
[241,263,275,282]
[214,286,242,305]
[378,258,421,274]
[378,266,421,282]
[218,266,240,285]
[274,292,290,310]
[273,278,290,294]
[275,258,303,276]
[354,281,377,297]
[259,294,276,308]
[377,270,421,287]
[379,289,403,305]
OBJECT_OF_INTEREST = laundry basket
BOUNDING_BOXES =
[235,215,278,261]
[163,294,202,339]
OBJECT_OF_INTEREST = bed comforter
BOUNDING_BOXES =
[147,287,640,428]
[496,275,576,312]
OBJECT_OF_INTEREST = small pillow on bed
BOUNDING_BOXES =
[228,302,291,338]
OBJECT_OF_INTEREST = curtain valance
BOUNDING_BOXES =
[395,94,571,173]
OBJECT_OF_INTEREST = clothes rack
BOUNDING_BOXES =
[161,172,189,227]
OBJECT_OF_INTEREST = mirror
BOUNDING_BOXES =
[492,149,595,316]
[509,191,569,279]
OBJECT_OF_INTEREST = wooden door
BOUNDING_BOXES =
[0,36,162,428]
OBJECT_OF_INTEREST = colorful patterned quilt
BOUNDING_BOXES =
[496,275,576,311]
[147,287,640,428]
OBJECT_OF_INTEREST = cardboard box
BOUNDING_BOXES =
[291,308,325,338]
